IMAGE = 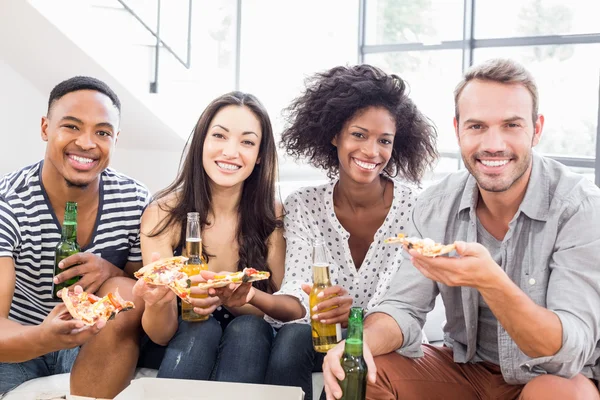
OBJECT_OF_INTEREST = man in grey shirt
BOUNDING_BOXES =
[322,58,600,400]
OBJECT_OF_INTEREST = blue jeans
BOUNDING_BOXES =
[265,323,324,400]
[0,347,79,394]
[157,315,274,383]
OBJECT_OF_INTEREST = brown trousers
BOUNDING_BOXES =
[366,345,599,400]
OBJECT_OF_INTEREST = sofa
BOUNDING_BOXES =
[3,369,324,400]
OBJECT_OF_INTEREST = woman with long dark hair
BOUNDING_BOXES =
[132,91,285,383]
[263,64,439,399]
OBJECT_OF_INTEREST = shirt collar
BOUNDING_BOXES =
[518,151,550,221]
[458,173,479,214]
[457,151,549,222]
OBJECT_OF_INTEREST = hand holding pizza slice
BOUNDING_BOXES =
[134,256,193,302]
[196,268,270,290]
[61,287,135,326]
[384,233,456,257]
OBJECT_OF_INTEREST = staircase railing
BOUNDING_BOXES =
[116,0,192,93]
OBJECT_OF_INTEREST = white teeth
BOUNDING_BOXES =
[353,158,377,170]
[71,155,94,164]
[216,162,241,171]
[481,159,509,167]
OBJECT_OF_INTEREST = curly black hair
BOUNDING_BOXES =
[281,64,438,183]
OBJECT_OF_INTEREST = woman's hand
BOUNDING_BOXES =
[201,270,256,308]
[188,273,222,315]
[302,284,353,327]
[132,279,176,308]
[132,252,176,308]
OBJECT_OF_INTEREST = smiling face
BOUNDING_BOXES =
[332,106,396,185]
[41,90,120,189]
[454,79,543,193]
[201,105,262,190]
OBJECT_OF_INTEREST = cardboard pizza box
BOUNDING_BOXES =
[114,377,304,400]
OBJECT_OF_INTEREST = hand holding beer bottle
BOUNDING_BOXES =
[338,307,367,400]
[181,212,210,322]
[303,283,353,327]
[309,238,350,352]
[322,330,377,400]
[52,202,80,299]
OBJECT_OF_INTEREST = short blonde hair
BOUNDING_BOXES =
[454,58,539,123]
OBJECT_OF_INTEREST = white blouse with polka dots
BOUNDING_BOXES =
[265,178,416,328]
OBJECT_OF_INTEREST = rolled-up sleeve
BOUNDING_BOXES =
[520,197,600,378]
[366,204,438,358]
[265,191,313,328]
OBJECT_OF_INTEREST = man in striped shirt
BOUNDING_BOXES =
[0,76,150,398]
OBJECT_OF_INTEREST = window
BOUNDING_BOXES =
[364,0,464,45]
[475,0,600,39]
[365,50,463,152]
[361,0,600,186]
[240,0,359,183]
[474,44,599,158]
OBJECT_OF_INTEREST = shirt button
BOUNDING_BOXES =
[528,278,536,285]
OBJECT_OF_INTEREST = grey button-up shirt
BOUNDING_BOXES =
[369,152,600,384]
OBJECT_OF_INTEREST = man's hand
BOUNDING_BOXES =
[203,271,256,308]
[39,300,105,352]
[408,241,503,290]
[302,284,353,327]
[54,252,124,294]
[322,339,377,400]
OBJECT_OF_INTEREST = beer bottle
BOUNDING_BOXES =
[339,307,368,400]
[310,238,339,352]
[181,212,209,321]
[52,201,81,299]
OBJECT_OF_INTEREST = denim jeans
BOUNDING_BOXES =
[157,315,274,383]
[265,323,324,400]
[0,347,79,394]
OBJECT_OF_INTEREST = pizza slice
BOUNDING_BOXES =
[384,233,456,257]
[61,288,135,326]
[196,268,270,290]
[134,256,193,301]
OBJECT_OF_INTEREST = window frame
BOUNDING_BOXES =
[358,0,600,186]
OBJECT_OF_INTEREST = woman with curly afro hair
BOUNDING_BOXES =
[262,64,438,399]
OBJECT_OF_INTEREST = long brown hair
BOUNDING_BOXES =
[149,91,281,292]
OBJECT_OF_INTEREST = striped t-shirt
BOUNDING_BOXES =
[0,161,150,326]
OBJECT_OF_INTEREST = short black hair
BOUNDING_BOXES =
[281,64,438,183]
[47,76,121,115]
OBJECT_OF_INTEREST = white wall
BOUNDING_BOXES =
[0,60,182,193]
[110,148,182,195]
[0,60,49,174]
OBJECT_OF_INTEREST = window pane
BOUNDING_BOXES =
[423,156,462,188]
[364,0,464,45]
[474,44,599,158]
[475,0,600,39]
[365,50,463,152]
